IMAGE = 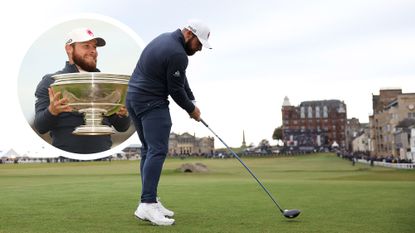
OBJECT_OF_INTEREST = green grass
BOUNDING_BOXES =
[0,153,414,233]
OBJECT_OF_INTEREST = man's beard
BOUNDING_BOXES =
[72,51,97,72]
[184,40,196,56]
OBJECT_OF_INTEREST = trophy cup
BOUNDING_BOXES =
[51,72,130,135]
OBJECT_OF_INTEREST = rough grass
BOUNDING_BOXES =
[0,153,414,233]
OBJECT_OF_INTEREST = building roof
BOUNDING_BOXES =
[181,132,194,138]
[125,144,141,148]
[379,88,402,91]
[300,99,343,107]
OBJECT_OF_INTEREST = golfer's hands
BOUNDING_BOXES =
[48,87,72,116]
[190,106,201,121]
[116,106,129,118]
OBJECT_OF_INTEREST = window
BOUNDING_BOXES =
[323,106,328,118]
[316,106,320,118]
[408,112,415,119]
[301,107,305,118]
[308,106,313,118]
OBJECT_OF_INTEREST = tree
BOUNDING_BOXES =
[272,126,283,140]
[258,139,270,148]
[258,139,271,153]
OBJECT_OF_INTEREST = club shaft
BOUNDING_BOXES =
[200,119,284,213]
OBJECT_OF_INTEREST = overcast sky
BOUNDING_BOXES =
[1,0,414,158]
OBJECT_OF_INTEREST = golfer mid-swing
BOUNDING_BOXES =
[126,20,212,226]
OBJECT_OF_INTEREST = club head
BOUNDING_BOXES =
[283,209,301,219]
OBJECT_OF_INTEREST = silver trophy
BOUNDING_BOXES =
[51,72,130,135]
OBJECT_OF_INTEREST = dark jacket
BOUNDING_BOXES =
[127,29,195,114]
[34,62,131,154]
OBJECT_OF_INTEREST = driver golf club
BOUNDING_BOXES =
[200,119,301,219]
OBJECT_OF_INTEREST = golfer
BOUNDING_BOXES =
[34,28,130,154]
[126,20,211,226]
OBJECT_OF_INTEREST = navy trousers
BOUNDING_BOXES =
[126,100,172,203]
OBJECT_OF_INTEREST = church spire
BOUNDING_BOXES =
[241,130,247,148]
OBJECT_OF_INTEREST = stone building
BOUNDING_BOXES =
[394,118,415,160]
[345,118,369,152]
[346,118,362,151]
[122,144,141,159]
[410,128,415,160]
[168,132,214,156]
[281,97,347,149]
[352,128,370,152]
[370,89,415,158]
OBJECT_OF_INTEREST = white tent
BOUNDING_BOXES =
[0,148,20,159]
[332,141,339,148]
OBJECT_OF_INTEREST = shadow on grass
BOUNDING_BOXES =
[282,220,303,223]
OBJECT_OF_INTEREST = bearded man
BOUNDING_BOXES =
[34,28,130,154]
[126,20,212,226]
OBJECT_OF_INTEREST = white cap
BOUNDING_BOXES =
[185,20,212,49]
[65,28,106,47]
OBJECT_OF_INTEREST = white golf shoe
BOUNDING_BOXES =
[134,203,175,226]
[156,198,174,217]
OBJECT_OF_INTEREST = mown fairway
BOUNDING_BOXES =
[0,153,414,233]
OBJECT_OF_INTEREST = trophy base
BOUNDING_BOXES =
[73,125,115,136]
[72,108,115,135]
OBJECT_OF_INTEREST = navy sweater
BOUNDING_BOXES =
[34,62,131,154]
[127,29,195,114]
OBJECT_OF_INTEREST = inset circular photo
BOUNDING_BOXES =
[18,14,144,160]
